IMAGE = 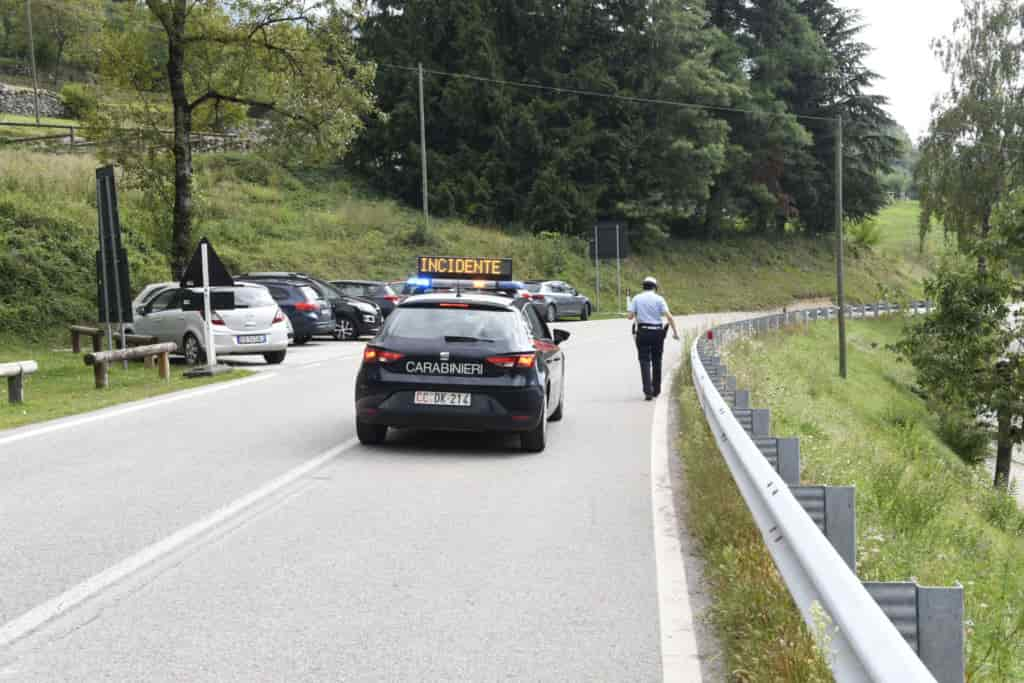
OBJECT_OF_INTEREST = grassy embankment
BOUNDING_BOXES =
[680,318,1024,681]
[1,147,939,343]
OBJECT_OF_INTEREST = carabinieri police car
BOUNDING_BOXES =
[354,257,569,452]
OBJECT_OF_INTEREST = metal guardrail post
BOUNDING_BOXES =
[792,485,856,571]
[863,582,964,683]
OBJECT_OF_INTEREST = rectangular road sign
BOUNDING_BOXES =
[417,256,512,280]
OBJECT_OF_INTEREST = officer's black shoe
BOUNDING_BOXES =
[644,394,654,401]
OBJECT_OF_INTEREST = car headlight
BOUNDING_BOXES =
[363,314,376,323]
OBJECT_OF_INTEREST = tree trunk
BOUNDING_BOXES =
[704,183,723,238]
[167,0,192,279]
[995,407,1012,490]
[978,207,991,274]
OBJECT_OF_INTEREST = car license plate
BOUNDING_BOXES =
[414,391,471,407]
[237,335,266,344]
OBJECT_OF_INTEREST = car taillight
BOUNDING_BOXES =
[294,302,318,312]
[384,295,400,303]
[530,294,545,301]
[486,354,536,369]
[273,308,285,324]
[363,347,405,364]
[211,312,226,326]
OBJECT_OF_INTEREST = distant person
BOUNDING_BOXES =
[627,276,679,400]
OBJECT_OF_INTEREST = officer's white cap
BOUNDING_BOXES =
[643,276,658,287]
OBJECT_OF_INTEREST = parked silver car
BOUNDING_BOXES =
[524,280,591,322]
[131,282,290,365]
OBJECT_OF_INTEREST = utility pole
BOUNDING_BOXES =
[835,115,847,379]
[25,0,40,124]
[418,63,429,237]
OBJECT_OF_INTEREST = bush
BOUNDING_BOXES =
[59,83,96,119]
[847,218,882,250]
[936,407,992,466]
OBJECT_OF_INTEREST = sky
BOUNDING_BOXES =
[838,0,964,141]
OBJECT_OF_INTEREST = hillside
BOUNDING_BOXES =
[1,148,938,340]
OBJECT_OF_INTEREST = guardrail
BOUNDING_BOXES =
[69,325,104,353]
[0,360,37,404]
[84,343,176,389]
[691,301,965,683]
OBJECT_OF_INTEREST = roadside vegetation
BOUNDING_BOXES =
[0,146,935,342]
[717,319,1024,681]
[676,351,833,682]
[0,342,240,431]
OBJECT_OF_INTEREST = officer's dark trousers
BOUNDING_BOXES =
[635,325,666,397]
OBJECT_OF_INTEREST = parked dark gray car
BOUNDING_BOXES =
[330,280,401,318]
[524,281,591,322]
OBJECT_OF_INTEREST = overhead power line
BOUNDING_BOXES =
[374,62,838,124]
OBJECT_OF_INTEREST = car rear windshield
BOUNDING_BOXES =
[525,283,543,292]
[383,307,527,343]
[300,285,321,302]
[229,287,275,307]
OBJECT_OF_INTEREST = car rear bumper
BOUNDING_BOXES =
[355,382,545,432]
[213,328,289,355]
[292,317,334,337]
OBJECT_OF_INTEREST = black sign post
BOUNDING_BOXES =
[590,221,629,312]
[96,166,132,364]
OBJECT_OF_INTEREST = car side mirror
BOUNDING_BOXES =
[553,329,570,344]
[137,305,148,316]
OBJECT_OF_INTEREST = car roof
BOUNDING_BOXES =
[236,278,309,289]
[399,293,519,310]
[330,279,381,285]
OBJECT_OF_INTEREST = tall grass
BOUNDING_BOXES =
[724,319,1024,682]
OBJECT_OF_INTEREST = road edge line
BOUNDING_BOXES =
[651,354,703,682]
[0,437,359,650]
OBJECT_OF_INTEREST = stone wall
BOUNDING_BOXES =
[0,83,67,119]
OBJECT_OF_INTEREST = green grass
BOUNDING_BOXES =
[676,349,833,682]
[0,148,933,343]
[0,342,244,430]
[722,319,1024,681]
[874,200,952,282]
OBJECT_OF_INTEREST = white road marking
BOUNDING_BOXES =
[651,356,703,682]
[0,373,275,448]
[0,437,360,650]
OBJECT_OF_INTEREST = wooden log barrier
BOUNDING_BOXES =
[84,343,177,389]
[1,360,39,404]
[69,325,103,354]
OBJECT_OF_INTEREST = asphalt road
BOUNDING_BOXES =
[0,314,746,682]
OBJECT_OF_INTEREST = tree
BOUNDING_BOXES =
[897,245,1024,489]
[89,0,376,276]
[32,0,104,82]
[351,0,740,236]
[915,0,1024,271]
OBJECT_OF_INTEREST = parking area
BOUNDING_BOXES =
[216,337,367,372]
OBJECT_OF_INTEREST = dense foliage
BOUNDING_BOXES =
[351,0,900,237]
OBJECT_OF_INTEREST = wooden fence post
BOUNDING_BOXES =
[8,372,23,404]
[94,361,108,389]
[158,352,170,381]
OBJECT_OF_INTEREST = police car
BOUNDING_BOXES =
[354,257,568,453]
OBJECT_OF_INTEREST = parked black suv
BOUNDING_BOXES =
[238,272,382,341]
[330,280,401,318]
[235,278,334,345]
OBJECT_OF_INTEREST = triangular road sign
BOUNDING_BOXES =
[180,237,234,288]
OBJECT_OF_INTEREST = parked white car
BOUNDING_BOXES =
[132,283,289,365]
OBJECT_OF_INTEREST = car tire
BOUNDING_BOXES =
[264,350,286,365]
[546,305,557,323]
[356,419,387,445]
[580,304,590,321]
[183,333,205,366]
[294,335,310,346]
[334,317,357,341]
[549,378,564,422]
[521,397,547,453]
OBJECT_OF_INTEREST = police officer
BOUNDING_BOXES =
[627,276,679,400]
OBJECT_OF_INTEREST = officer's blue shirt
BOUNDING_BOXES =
[628,291,669,325]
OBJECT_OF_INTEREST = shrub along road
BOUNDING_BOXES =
[0,313,773,682]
